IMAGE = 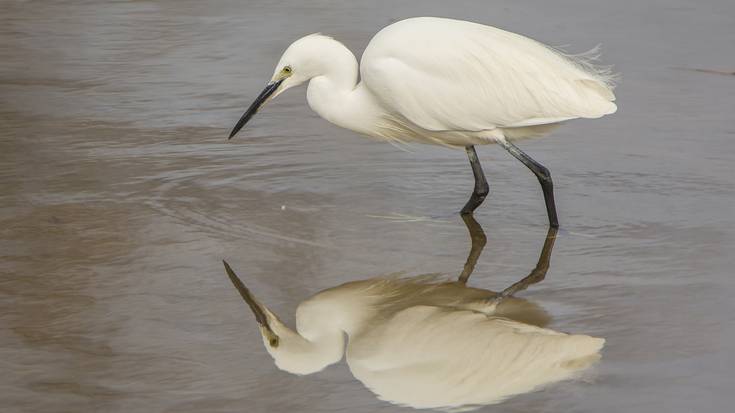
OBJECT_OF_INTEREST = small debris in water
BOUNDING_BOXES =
[693,68,735,76]
[674,67,735,76]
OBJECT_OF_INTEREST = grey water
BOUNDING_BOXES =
[1,0,734,412]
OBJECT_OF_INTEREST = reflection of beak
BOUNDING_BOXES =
[228,78,284,140]
[222,260,278,344]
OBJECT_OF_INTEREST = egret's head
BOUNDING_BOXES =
[222,261,345,375]
[228,34,355,139]
[270,35,334,95]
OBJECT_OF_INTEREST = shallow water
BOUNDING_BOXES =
[1,0,734,412]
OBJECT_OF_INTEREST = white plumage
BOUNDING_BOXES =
[244,17,617,146]
[228,16,619,223]
[348,299,604,410]
[223,268,604,411]
[361,17,616,143]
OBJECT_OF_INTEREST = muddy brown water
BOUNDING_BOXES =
[2,1,734,412]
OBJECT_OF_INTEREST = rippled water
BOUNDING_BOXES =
[2,1,734,412]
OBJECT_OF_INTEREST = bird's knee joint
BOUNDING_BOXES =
[476,185,490,198]
[537,167,552,182]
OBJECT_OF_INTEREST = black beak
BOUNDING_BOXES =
[222,260,275,338]
[228,78,284,140]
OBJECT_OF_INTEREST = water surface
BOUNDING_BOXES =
[1,1,734,412]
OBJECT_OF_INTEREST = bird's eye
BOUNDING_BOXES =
[269,336,280,348]
[283,66,292,74]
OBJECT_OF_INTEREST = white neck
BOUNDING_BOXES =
[267,318,345,375]
[305,47,381,135]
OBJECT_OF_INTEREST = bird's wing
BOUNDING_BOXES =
[361,17,617,133]
[347,305,604,409]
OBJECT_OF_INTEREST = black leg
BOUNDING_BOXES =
[498,227,558,298]
[499,140,559,228]
[458,214,487,284]
[460,145,490,215]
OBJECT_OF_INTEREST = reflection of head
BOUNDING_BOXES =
[257,310,346,375]
[223,261,345,375]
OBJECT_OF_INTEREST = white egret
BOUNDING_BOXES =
[228,17,617,227]
[221,219,605,410]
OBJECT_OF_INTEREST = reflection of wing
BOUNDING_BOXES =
[492,296,551,327]
[361,17,616,133]
[347,305,604,410]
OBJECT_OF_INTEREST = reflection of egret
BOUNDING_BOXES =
[228,17,618,226]
[222,218,603,410]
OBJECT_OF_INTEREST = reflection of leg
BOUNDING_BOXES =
[499,227,558,298]
[458,214,487,284]
[460,146,490,215]
[499,140,559,228]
